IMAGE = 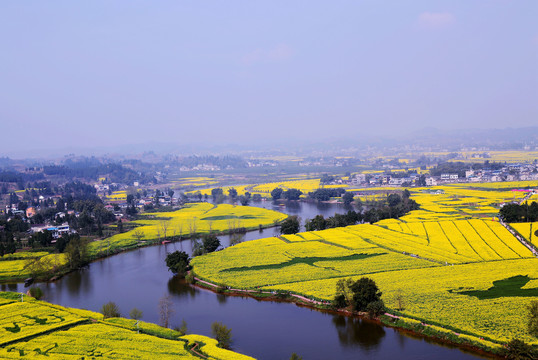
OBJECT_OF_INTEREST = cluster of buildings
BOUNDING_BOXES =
[349,163,538,187]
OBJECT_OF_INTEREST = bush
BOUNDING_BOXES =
[28,287,43,300]
[101,301,121,319]
[332,294,347,309]
[501,339,537,360]
[366,300,385,318]
[129,308,143,320]
[211,321,232,349]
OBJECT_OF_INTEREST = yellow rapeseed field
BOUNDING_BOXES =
[0,292,252,359]
[192,181,538,346]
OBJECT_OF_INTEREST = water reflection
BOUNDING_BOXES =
[167,276,196,299]
[216,293,228,305]
[1,283,18,292]
[332,315,385,349]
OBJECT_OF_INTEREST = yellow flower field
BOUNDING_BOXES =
[510,221,538,247]
[192,182,538,347]
[0,292,253,359]
[88,203,287,256]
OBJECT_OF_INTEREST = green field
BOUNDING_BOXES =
[0,292,253,359]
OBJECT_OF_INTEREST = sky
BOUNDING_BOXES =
[0,1,537,156]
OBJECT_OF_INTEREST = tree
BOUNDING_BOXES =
[283,188,302,201]
[228,188,238,200]
[238,195,249,206]
[366,300,385,318]
[290,353,303,360]
[101,301,121,318]
[333,278,354,308]
[305,215,327,231]
[165,251,191,278]
[280,216,300,235]
[271,187,283,200]
[332,277,384,314]
[351,277,383,312]
[211,321,232,349]
[160,220,169,240]
[129,308,143,320]
[211,188,224,202]
[501,339,537,360]
[29,287,43,300]
[132,228,145,243]
[394,289,405,311]
[342,192,354,206]
[202,234,221,253]
[387,193,401,207]
[178,319,188,335]
[64,235,89,269]
[159,295,174,328]
[528,300,538,338]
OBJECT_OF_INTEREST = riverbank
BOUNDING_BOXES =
[190,272,506,359]
[0,224,283,285]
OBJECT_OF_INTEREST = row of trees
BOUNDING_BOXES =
[305,211,361,231]
[500,202,538,223]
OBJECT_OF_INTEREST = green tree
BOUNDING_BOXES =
[101,302,121,319]
[202,234,221,253]
[165,251,191,278]
[177,319,188,335]
[283,188,302,201]
[351,277,383,312]
[211,321,232,349]
[290,353,303,360]
[366,300,385,318]
[342,192,354,206]
[211,188,224,202]
[228,188,238,200]
[501,339,537,360]
[280,216,300,235]
[65,235,89,269]
[387,193,402,207]
[333,278,354,308]
[129,308,143,320]
[271,187,283,200]
[29,287,44,300]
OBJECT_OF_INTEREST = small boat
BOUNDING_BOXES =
[161,240,171,245]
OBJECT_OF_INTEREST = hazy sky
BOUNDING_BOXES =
[1,1,537,155]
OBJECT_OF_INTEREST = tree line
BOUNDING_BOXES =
[500,202,538,223]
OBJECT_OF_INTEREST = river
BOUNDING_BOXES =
[5,201,491,359]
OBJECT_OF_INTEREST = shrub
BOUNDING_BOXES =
[366,300,385,318]
[101,301,121,319]
[28,287,43,300]
[211,321,232,349]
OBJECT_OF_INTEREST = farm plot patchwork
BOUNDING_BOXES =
[193,200,538,346]
[0,293,252,359]
[88,203,286,257]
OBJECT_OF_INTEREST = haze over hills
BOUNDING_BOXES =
[3,126,538,160]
